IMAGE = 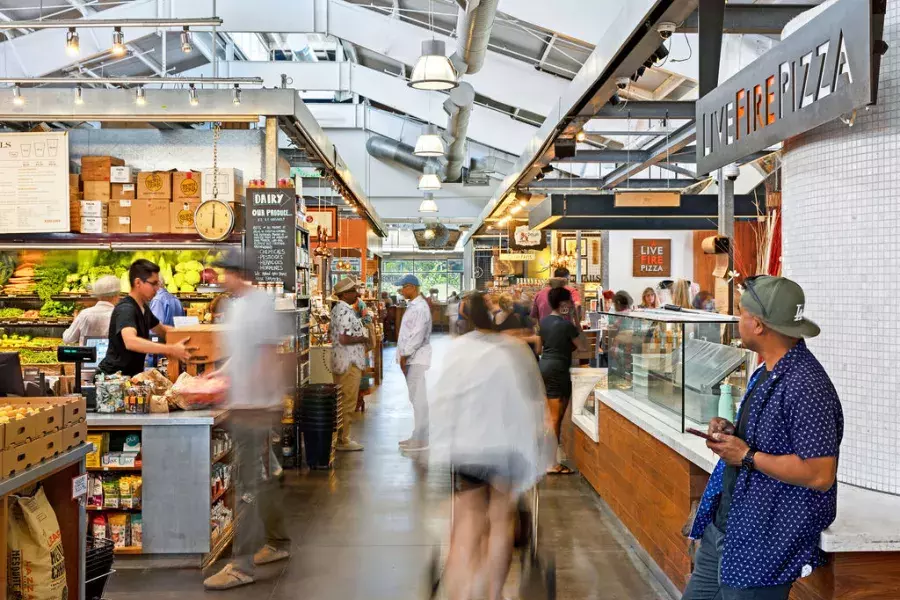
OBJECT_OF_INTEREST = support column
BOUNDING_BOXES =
[265,117,278,187]
[463,240,475,291]
[717,168,735,314]
[575,230,583,283]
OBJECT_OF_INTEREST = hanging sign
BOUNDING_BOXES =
[633,239,671,277]
[499,253,536,261]
[246,188,297,291]
[696,0,884,175]
[615,191,681,208]
[509,224,547,251]
[0,131,70,233]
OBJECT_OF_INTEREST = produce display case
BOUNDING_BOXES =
[600,309,751,432]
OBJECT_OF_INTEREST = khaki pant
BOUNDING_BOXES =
[335,364,363,444]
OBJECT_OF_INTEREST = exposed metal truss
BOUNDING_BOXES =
[601,121,697,188]
[527,177,697,191]
[594,101,695,120]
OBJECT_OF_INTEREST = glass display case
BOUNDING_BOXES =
[599,309,751,432]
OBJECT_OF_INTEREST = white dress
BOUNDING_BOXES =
[428,331,553,495]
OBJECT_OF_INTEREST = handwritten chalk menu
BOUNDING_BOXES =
[247,188,297,291]
[632,238,672,277]
[0,132,70,233]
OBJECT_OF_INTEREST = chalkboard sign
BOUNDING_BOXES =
[247,188,297,291]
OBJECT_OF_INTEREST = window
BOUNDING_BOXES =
[381,258,464,301]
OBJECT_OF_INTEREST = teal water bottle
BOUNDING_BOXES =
[718,384,735,421]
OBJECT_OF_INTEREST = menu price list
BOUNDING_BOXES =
[0,132,70,233]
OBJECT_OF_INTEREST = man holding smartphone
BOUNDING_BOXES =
[683,276,843,600]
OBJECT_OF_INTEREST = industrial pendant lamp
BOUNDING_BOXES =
[418,193,439,212]
[418,173,442,192]
[414,125,445,157]
[409,40,458,91]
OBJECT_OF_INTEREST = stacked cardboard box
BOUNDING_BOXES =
[133,171,172,233]
[0,396,87,478]
[77,156,123,233]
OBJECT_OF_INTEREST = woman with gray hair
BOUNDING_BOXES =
[62,275,120,346]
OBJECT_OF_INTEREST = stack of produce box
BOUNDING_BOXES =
[0,395,87,478]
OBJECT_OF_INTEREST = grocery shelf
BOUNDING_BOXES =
[211,447,232,465]
[0,232,242,250]
[113,546,142,555]
[203,523,235,569]
[0,444,92,496]
[87,506,142,512]
[0,321,71,327]
[87,465,142,472]
[211,486,231,505]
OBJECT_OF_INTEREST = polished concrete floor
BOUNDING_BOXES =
[106,335,669,600]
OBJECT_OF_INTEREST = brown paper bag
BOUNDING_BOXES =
[8,486,68,600]
[150,395,169,414]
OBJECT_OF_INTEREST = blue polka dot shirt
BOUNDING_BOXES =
[689,340,843,588]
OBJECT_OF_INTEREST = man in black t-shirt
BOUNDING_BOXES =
[98,259,194,377]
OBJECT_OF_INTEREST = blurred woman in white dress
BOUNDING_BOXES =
[429,292,551,600]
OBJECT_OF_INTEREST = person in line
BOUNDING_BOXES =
[539,287,589,475]
[149,276,185,327]
[601,289,615,312]
[683,276,843,600]
[638,287,659,310]
[97,259,194,377]
[672,279,693,309]
[396,274,432,452]
[657,279,674,306]
[204,249,290,591]
[429,292,549,600]
[447,291,461,336]
[62,275,120,346]
[612,291,633,313]
[531,267,582,323]
[494,293,521,330]
[330,277,369,452]
[692,290,716,312]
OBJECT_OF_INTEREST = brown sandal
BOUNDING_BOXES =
[547,465,575,475]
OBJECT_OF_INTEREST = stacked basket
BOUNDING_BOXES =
[298,384,339,469]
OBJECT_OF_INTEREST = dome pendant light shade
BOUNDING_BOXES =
[414,125,445,157]
[409,40,458,91]
[418,193,439,212]
[418,174,442,192]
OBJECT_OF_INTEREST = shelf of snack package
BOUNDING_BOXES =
[0,395,90,600]
[87,391,233,564]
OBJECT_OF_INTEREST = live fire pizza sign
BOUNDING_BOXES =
[633,239,671,278]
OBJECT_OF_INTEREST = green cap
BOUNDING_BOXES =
[739,275,820,339]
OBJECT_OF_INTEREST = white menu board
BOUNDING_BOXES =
[0,131,70,233]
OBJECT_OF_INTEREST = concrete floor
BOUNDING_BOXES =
[106,335,669,600]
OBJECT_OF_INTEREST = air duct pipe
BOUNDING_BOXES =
[442,0,498,182]
[443,82,475,182]
[365,135,443,174]
[451,0,500,75]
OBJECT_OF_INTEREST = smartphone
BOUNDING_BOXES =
[686,427,716,441]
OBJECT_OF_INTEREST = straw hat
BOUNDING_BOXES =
[333,277,360,297]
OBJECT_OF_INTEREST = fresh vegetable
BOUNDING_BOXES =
[18,349,57,364]
[173,272,185,287]
[0,253,16,287]
[39,300,75,318]
[184,270,201,285]
[34,266,70,301]
[0,308,24,319]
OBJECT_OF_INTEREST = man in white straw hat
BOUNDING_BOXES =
[330,277,368,452]
[62,274,120,346]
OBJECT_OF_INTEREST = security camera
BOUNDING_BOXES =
[658,22,676,39]
[616,77,630,90]
[723,163,740,181]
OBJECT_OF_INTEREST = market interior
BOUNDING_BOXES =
[0,0,897,599]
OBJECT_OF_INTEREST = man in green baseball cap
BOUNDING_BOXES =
[684,275,843,599]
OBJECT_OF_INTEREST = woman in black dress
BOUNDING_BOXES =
[539,287,588,475]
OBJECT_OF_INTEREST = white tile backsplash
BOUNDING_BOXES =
[782,2,900,494]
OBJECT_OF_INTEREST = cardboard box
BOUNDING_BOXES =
[131,199,171,233]
[202,167,244,202]
[79,217,108,234]
[80,200,108,218]
[111,183,136,201]
[3,413,36,448]
[170,200,200,234]
[81,156,124,181]
[137,171,172,199]
[109,216,132,234]
[86,432,109,468]
[110,166,135,183]
[173,170,202,200]
[2,438,41,477]
[62,421,87,450]
[108,199,132,217]
[166,324,227,382]
[24,396,86,426]
[69,173,81,193]
[83,181,111,201]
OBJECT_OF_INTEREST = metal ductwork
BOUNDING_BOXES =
[365,135,442,174]
[451,0,500,75]
[443,82,475,182]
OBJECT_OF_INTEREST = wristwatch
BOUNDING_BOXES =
[742,449,757,471]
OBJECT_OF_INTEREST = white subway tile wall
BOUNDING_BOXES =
[782,3,899,494]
